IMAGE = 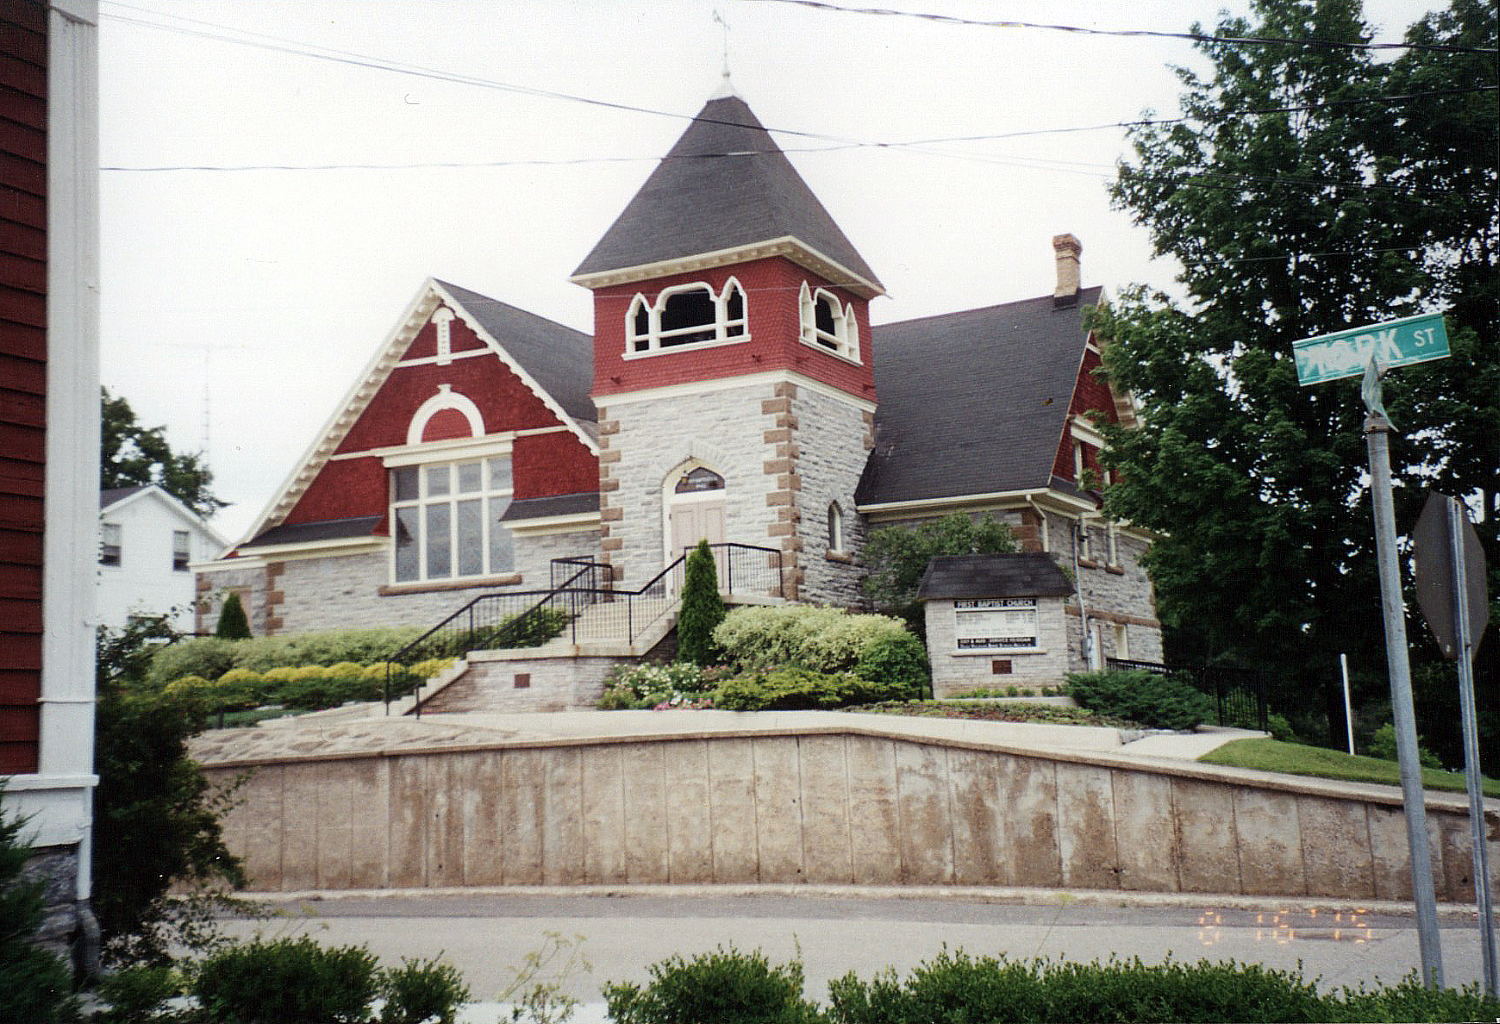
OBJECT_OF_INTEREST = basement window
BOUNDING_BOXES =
[625,278,748,356]
[392,456,514,583]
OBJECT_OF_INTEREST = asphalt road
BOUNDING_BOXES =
[219,890,1491,1016]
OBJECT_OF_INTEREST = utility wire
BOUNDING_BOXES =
[757,0,1499,55]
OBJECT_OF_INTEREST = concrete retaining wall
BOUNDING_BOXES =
[206,728,1497,901]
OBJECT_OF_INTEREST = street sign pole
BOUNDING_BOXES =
[1448,495,1496,996]
[1364,379,1444,988]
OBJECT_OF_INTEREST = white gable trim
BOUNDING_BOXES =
[569,235,884,300]
[236,279,597,548]
[101,485,229,548]
[407,384,485,445]
[431,280,600,457]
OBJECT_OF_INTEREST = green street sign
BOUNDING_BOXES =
[1293,312,1450,386]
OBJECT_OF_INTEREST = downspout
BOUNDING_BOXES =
[1072,514,1094,671]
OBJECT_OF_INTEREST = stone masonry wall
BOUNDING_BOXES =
[419,654,633,714]
[206,728,1500,901]
[261,529,599,634]
[788,384,872,608]
[1071,527,1163,666]
[598,382,782,589]
[22,846,94,975]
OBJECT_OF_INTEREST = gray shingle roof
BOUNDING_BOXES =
[245,516,381,548]
[100,485,150,509]
[916,553,1074,601]
[572,95,881,290]
[500,492,600,522]
[436,280,595,425]
[856,287,1103,507]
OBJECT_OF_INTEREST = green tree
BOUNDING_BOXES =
[101,387,225,517]
[93,619,246,965]
[676,540,726,666]
[214,592,252,640]
[1093,0,1497,747]
[0,793,79,1023]
[862,512,1017,632]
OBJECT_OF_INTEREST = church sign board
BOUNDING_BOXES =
[1293,312,1449,386]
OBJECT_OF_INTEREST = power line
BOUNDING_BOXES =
[757,0,1499,56]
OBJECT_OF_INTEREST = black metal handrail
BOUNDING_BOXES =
[384,543,783,715]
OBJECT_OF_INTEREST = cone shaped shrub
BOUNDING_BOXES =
[677,540,725,666]
[214,592,251,639]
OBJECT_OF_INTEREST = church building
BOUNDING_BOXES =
[197,87,1162,688]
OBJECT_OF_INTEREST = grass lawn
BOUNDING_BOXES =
[1201,738,1500,798]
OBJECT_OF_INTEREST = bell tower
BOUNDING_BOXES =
[570,87,883,604]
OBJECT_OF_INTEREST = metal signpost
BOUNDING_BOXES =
[1294,313,1451,988]
[1414,491,1495,997]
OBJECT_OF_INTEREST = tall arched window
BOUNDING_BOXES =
[827,502,844,553]
[799,281,860,362]
[624,279,751,356]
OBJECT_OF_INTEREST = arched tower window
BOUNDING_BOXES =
[799,281,860,363]
[624,279,751,356]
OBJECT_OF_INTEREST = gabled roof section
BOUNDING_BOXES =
[572,95,883,296]
[100,485,149,509]
[237,279,596,549]
[856,286,1104,508]
[434,280,593,424]
[917,553,1074,601]
[100,484,229,547]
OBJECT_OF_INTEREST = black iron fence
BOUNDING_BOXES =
[1105,657,1269,732]
[385,543,783,714]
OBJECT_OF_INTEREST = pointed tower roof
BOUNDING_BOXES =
[572,95,883,297]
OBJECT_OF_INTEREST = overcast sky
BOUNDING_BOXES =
[97,0,1435,543]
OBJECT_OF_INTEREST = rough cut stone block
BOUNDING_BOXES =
[709,738,760,882]
[798,735,853,884]
[582,744,628,884]
[894,740,953,884]
[993,754,1062,888]
[752,737,805,882]
[458,751,504,887]
[1232,787,1304,897]
[282,766,321,892]
[947,747,1004,886]
[1111,770,1177,891]
[1172,779,1241,894]
[1298,796,1375,900]
[662,740,714,883]
[1056,762,1119,890]
[622,743,670,884]
[499,749,545,886]
[542,748,585,885]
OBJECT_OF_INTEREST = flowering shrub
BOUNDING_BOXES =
[597,662,729,710]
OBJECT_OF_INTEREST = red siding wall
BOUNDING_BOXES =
[0,0,46,775]
[1051,342,1118,484]
[281,339,598,526]
[590,256,875,402]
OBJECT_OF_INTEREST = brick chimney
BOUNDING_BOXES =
[1052,233,1082,307]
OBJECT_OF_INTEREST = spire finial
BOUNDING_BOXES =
[711,9,736,98]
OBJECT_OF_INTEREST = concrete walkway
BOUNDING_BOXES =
[191,705,1260,767]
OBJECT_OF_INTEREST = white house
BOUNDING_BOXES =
[99,485,227,632]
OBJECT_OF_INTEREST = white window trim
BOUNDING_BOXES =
[798,281,861,364]
[172,529,191,572]
[431,307,455,366]
[406,384,485,446]
[624,278,750,359]
[390,455,515,584]
[100,522,121,567]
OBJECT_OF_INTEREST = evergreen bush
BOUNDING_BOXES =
[1065,669,1215,731]
[713,605,915,676]
[605,945,823,1024]
[378,955,471,1024]
[214,592,252,639]
[853,632,929,701]
[714,667,878,712]
[677,539,726,665]
[191,936,380,1024]
[0,797,80,1024]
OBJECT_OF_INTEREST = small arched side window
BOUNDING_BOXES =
[827,502,844,553]
[798,282,860,362]
[623,279,751,356]
[675,467,726,493]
